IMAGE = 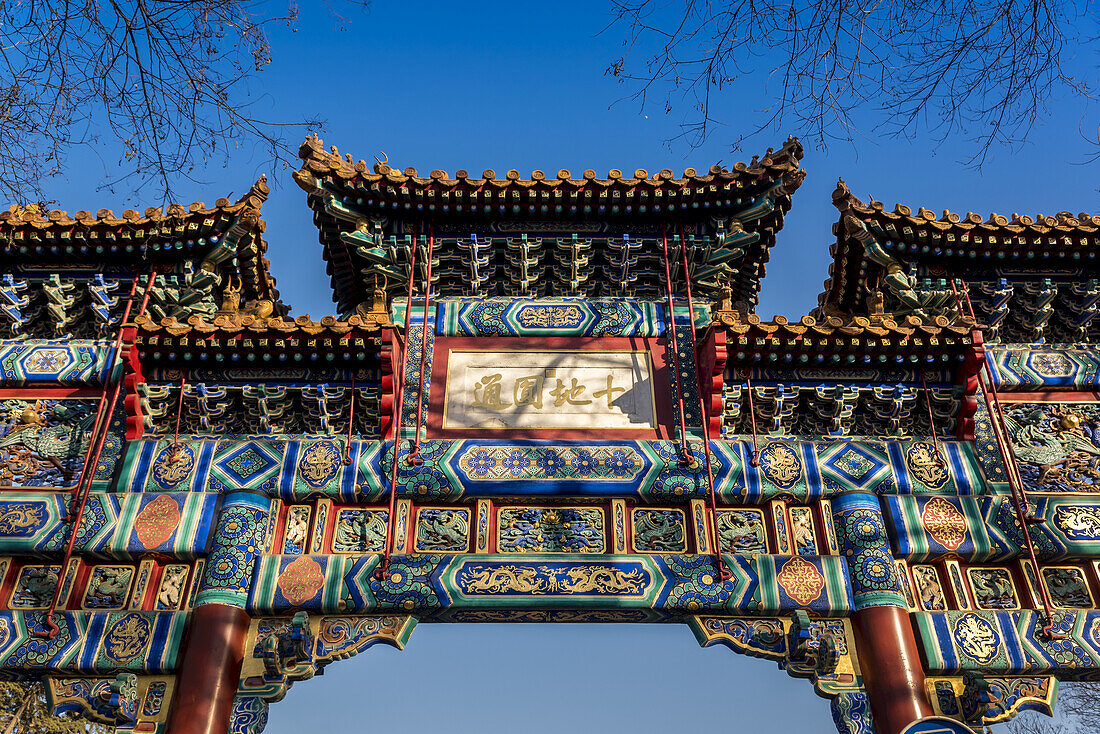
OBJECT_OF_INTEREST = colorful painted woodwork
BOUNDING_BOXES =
[0,140,1097,734]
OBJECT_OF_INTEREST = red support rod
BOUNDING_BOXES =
[975,367,1064,636]
[63,398,110,506]
[947,275,1063,638]
[60,278,141,505]
[343,373,356,465]
[36,272,156,637]
[919,372,941,456]
[407,224,435,465]
[744,369,761,467]
[659,228,693,464]
[378,231,420,579]
[677,228,730,580]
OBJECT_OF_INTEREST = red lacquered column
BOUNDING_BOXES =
[851,606,933,734]
[167,605,251,734]
[168,490,271,734]
[832,491,933,734]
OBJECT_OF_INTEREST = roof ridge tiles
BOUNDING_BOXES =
[714,309,975,339]
[0,175,270,229]
[133,309,387,337]
[295,133,804,190]
[832,178,1098,230]
[2,175,286,320]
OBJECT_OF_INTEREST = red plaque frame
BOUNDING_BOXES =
[425,335,676,440]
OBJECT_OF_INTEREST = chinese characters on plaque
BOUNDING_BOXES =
[443,350,657,429]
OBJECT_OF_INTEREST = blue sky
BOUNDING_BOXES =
[38,2,1096,732]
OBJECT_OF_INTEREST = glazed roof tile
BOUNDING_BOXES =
[714,310,978,367]
[132,310,387,337]
[295,135,805,196]
[717,310,975,340]
[820,180,1100,313]
[1,177,284,311]
[294,136,806,314]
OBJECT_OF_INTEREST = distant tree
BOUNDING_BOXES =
[605,0,1097,164]
[0,1,367,203]
[0,681,111,734]
[1006,682,1099,734]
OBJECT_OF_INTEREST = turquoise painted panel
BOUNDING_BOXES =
[117,437,990,504]
[247,552,853,618]
[915,609,1100,675]
[0,340,117,385]
[0,610,186,672]
[0,492,217,558]
[988,347,1100,389]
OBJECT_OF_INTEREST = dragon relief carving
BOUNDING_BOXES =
[457,564,648,595]
[261,611,316,681]
[913,566,946,611]
[0,501,46,535]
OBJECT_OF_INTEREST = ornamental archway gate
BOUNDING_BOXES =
[2,138,1097,734]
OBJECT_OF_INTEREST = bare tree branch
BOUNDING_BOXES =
[604,0,1097,164]
[1006,682,1100,734]
[0,0,369,203]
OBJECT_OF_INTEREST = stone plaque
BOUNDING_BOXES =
[443,350,656,429]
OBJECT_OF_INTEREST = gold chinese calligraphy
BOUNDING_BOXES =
[444,350,656,430]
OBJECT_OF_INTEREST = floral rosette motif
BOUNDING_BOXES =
[650,473,702,502]
[465,449,497,477]
[535,449,564,475]
[842,509,888,549]
[605,449,637,477]
[834,505,904,602]
[665,554,734,612]
[570,449,598,476]
[399,467,454,500]
[205,547,246,586]
[851,549,896,591]
[214,506,262,546]
[369,555,442,611]
[501,450,531,476]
